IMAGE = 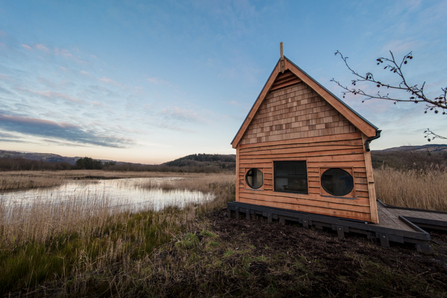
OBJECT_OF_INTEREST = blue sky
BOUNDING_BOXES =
[0,0,446,164]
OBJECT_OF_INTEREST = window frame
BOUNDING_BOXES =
[319,167,356,199]
[273,160,308,194]
[244,168,264,190]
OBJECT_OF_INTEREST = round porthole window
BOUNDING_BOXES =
[321,168,354,196]
[246,168,263,189]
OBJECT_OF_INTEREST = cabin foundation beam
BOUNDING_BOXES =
[416,243,433,254]
[227,201,435,254]
[377,233,390,249]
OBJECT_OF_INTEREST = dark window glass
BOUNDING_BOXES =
[246,168,263,189]
[321,168,354,196]
[274,161,308,194]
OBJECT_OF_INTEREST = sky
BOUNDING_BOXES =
[0,0,446,164]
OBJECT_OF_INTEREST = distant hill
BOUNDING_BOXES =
[371,144,447,170]
[0,150,236,172]
[375,144,447,153]
[163,153,236,170]
[0,150,79,164]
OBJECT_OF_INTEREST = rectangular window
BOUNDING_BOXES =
[274,161,308,194]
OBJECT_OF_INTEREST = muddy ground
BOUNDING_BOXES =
[199,207,447,297]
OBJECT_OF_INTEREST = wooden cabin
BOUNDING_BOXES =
[231,46,381,223]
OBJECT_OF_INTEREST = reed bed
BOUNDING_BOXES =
[0,173,235,295]
[0,171,68,191]
[0,170,206,191]
[374,167,447,211]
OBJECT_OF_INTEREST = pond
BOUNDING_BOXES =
[0,177,215,212]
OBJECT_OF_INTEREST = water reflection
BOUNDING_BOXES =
[1,177,215,212]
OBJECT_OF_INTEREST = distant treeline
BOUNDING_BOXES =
[0,157,73,171]
[0,154,236,173]
[163,153,235,170]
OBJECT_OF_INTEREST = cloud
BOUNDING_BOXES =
[0,138,28,143]
[54,48,74,58]
[14,87,84,104]
[380,40,419,55]
[0,131,19,138]
[21,44,32,51]
[225,100,242,106]
[42,139,87,147]
[154,121,195,133]
[0,131,28,143]
[146,76,171,86]
[100,76,121,86]
[0,114,134,148]
[35,44,49,52]
[0,85,13,95]
[158,106,201,123]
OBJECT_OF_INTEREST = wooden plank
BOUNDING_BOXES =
[240,154,366,167]
[309,161,366,168]
[239,197,372,222]
[239,148,365,160]
[270,76,301,91]
[236,147,240,202]
[239,193,371,214]
[392,209,447,222]
[240,144,363,156]
[238,132,363,150]
[240,189,370,206]
[362,134,379,223]
[376,204,414,231]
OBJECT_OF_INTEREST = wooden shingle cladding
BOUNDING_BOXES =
[232,56,380,223]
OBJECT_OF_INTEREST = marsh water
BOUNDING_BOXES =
[0,177,215,212]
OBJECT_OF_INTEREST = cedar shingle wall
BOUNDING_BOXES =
[240,82,358,145]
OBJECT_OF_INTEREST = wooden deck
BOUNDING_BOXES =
[377,200,447,232]
[227,200,447,254]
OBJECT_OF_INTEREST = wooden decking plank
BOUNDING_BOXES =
[377,204,414,231]
[393,209,447,221]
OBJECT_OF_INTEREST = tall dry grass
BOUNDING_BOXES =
[0,172,235,295]
[0,171,68,191]
[374,167,447,211]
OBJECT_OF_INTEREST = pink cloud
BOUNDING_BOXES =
[21,44,32,51]
[146,76,171,86]
[100,77,121,86]
[15,87,84,104]
[35,44,49,52]
[54,48,74,58]
[159,106,201,123]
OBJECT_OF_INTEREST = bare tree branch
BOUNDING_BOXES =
[331,50,447,114]
[331,50,446,141]
[424,128,447,142]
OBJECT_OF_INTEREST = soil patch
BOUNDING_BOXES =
[201,207,447,297]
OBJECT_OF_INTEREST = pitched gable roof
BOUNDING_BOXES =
[231,56,379,148]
